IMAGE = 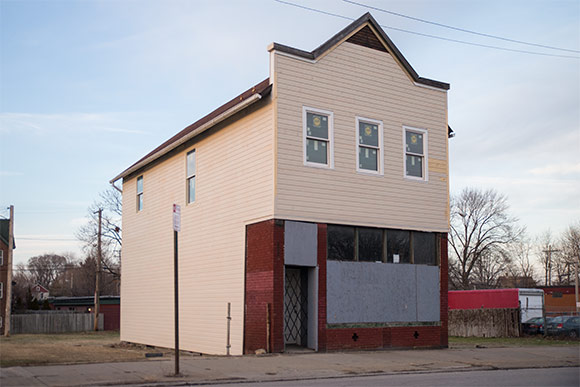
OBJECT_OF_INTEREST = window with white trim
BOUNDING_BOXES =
[0,282,3,299]
[186,150,196,204]
[0,250,3,266]
[136,176,143,211]
[303,107,333,168]
[404,127,428,180]
[356,117,383,174]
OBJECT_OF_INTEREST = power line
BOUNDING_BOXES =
[343,0,580,54]
[18,237,78,242]
[274,0,579,59]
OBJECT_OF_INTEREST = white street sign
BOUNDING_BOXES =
[173,204,181,232]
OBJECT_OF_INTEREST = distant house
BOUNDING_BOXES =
[111,13,451,355]
[31,284,49,302]
[51,296,120,331]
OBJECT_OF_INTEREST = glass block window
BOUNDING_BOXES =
[327,225,355,261]
[357,118,382,173]
[136,176,143,211]
[386,229,410,263]
[187,150,196,204]
[304,107,333,167]
[413,231,437,265]
[404,127,427,179]
[358,227,383,262]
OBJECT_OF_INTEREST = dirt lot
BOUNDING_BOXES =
[0,331,178,367]
[1,332,577,368]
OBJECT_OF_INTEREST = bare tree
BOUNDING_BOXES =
[448,187,524,290]
[26,254,70,289]
[76,187,122,279]
[554,222,580,285]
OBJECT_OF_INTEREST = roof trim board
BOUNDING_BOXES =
[111,79,272,183]
[269,13,450,91]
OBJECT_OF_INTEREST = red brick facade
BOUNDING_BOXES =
[243,220,284,354]
[244,219,448,353]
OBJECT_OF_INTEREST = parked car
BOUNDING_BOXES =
[546,316,576,336]
[522,317,544,335]
[560,316,580,339]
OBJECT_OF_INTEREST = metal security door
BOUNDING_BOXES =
[284,268,308,346]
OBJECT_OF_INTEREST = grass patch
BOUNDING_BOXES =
[449,335,580,348]
[0,331,173,367]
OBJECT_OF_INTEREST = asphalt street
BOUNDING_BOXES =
[211,367,580,387]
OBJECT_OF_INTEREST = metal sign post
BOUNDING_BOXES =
[173,204,181,376]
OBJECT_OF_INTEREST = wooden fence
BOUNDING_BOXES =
[11,313,104,334]
[449,308,521,338]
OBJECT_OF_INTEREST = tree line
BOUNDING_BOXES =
[11,185,580,306]
[449,187,579,290]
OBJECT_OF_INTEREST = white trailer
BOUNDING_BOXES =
[518,288,544,322]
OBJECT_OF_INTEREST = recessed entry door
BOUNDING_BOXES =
[284,267,308,346]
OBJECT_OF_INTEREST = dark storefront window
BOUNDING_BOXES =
[413,231,437,265]
[386,229,410,263]
[327,225,355,261]
[358,227,383,262]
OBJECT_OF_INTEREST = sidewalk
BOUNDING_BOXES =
[2,345,579,386]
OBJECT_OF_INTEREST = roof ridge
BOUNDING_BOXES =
[270,12,449,90]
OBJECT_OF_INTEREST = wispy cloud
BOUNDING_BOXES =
[529,163,580,176]
[0,171,24,177]
[0,112,146,135]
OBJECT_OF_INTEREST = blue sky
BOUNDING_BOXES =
[1,0,579,265]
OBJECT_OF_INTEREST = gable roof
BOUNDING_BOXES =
[111,78,272,183]
[269,12,449,91]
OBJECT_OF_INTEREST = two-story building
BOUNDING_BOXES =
[111,13,450,355]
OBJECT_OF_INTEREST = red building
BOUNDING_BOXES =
[51,296,120,331]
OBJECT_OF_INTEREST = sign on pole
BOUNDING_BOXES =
[173,204,181,232]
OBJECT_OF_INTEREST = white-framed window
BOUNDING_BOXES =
[0,250,3,266]
[0,282,3,299]
[136,176,144,211]
[403,126,428,180]
[356,117,383,175]
[186,149,196,204]
[303,106,334,168]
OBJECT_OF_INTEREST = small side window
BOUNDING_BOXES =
[0,250,3,266]
[186,150,196,204]
[136,176,143,211]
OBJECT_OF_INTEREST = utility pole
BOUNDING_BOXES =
[542,245,561,286]
[4,205,14,337]
[94,209,102,331]
[575,247,579,313]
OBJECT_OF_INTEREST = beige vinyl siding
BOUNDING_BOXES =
[274,40,449,231]
[121,100,274,355]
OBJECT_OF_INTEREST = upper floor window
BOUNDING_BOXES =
[0,282,3,299]
[186,150,196,204]
[0,250,3,266]
[404,127,428,180]
[303,107,334,168]
[356,117,383,174]
[136,176,143,211]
